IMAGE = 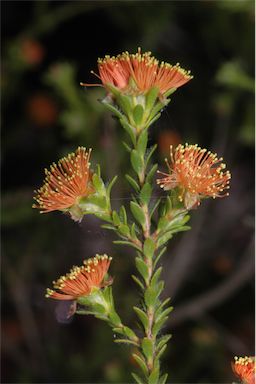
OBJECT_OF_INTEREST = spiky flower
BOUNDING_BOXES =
[46,254,112,301]
[33,147,94,214]
[232,356,255,384]
[81,48,192,97]
[157,144,231,209]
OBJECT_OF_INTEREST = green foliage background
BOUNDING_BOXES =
[2,1,254,383]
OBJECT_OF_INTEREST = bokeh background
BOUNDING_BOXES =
[1,1,255,383]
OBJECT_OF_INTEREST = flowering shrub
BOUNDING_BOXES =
[33,48,236,384]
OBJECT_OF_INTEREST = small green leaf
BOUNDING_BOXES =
[106,175,118,199]
[142,338,153,360]
[156,334,172,352]
[101,99,123,119]
[150,198,161,220]
[148,366,160,384]
[143,237,155,259]
[145,281,164,307]
[157,231,173,248]
[118,224,130,237]
[153,247,167,268]
[152,316,168,337]
[155,306,174,323]
[118,93,133,116]
[135,257,149,281]
[131,150,144,176]
[140,183,152,205]
[113,240,141,251]
[145,144,157,168]
[92,173,105,194]
[114,339,138,346]
[146,163,158,184]
[125,174,140,192]
[133,306,149,332]
[150,267,162,287]
[132,275,144,290]
[130,201,146,227]
[145,112,161,129]
[132,353,148,377]
[145,87,159,112]
[131,372,144,384]
[130,222,139,240]
[159,373,168,384]
[112,210,121,226]
[123,326,137,340]
[137,129,148,156]
[109,312,122,327]
[120,118,136,145]
[155,297,171,318]
[133,104,144,126]
[122,141,132,152]
[119,205,127,224]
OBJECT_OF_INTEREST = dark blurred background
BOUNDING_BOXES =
[1,1,255,383]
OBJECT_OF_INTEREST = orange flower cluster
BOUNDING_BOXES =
[157,144,231,209]
[46,254,112,301]
[33,147,94,213]
[82,48,192,97]
[232,356,255,384]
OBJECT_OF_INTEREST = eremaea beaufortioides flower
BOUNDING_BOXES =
[157,144,231,210]
[232,356,255,384]
[46,254,112,301]
[81,48,193,134]
[46,254,115,319]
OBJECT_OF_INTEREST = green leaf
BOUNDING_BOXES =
[113,240,141,251]
[156,334,172,352]
[142,338,153,360]
[132,275,145,290]
[92,173,105,195]
[155,297,171,318]
[159,373,168,384]
[140,183,152,205]
[153,247,167,268]
[101,224,116,231]
[131,373,144,384]
[119,205,127,224]
[144,281,164,308]
[130,201,146,227]
[118,93,133,116]
[157,231,173,248]
[133,306,149,332]
[109,312,122,327]
[101,99,123,119]
[123,326,137,340]
[152,316,168,337]
[145,144,157,168]
[145,87,159,112]
[118,224,130,237]
[132,353,148,377]
[122,141,132,152]
[135,257,149,281]
[150,198,161,220]
[137,129,148,156]
[112,210,121,226]
[131,150,144,176]
[146,163,158,184]
[106,175,118,199]
[120,118,136,145]
[143,237,155,259]
[148,366,160,384]
[155,306,174,323]
[150,267,162,287]
[145,112,161,129]
[133,104,144,126]
[114,339,138,346]
[125,174,140,192]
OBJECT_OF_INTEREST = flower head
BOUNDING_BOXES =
[33,147,94,214]
[81,48,192,97]
[46,254,112,301]
[232,356,255,384]
[157,144,231,209]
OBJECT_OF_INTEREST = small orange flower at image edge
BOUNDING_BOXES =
[33,147,94,213]
[232,356,255,384]
[157,143,231,210]
[46,254,112,301]
[81,47,193,97]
